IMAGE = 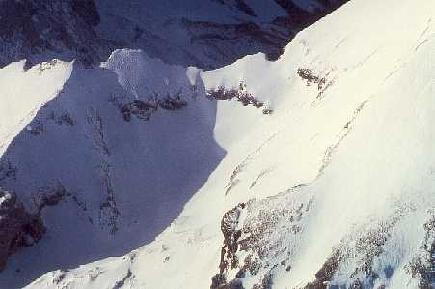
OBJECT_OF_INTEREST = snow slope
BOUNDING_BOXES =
[0,60,72,156]
[0,50,225,288]
[21,0,435,288]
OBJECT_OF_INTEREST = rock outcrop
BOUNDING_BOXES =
[0,189,44,271]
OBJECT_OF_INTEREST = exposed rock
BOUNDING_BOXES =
[120,100,158,122]
[221,203,246,274]
[0,0,349,69]
[206,83,264,109]
[406,211,435,288]
[304,251,342,289]
[0,0,102,68]
[0,189,45,271]
[305,206,415,289]
[212,188,313,289]
[32,183,70,213]
[117,95,188,122]
[297,67,336,100]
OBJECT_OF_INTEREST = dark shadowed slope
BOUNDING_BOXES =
[0,0,348,69]
[0,51,225,288]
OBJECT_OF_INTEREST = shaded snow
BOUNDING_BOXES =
[0,52,224,288]
[0,60,72,156]
[3,0,435,288]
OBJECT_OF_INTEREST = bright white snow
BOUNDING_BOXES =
[1,0,435,288]
[0,60,72,156]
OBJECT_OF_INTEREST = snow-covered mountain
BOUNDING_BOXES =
[1,0,435,288]
[0,1,351,287]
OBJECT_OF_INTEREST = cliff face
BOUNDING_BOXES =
[0,0,102,68]
[0,0,348,69]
